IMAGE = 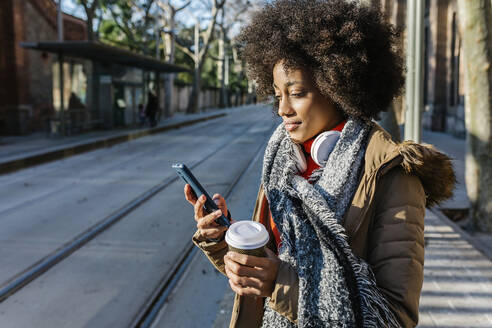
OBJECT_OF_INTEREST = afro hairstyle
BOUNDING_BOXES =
[237,0,405,120]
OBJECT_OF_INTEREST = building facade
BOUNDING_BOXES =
[380,0,465,138]
[0,0,87,135]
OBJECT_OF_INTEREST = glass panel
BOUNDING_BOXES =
[70,63,87,105]
[52,61,60,112]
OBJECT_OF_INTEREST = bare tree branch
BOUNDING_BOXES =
[175,41,195,60]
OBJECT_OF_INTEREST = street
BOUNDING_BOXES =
[0,105,277,327]
[3,0,492,326]
[2,105,492,328]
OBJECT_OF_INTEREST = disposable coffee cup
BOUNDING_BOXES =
[225,221,269,257]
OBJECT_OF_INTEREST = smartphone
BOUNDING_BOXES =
[173,163,230,227]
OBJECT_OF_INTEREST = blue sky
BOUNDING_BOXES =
[63,0,86,19]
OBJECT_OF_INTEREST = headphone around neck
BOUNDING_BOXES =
[292,130,341,173]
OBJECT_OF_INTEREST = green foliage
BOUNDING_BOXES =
[98,0,157,54]
[95,0,250,96]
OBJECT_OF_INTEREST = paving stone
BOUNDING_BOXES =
[418,210,492,327]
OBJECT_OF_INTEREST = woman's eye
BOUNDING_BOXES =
[291,92,306,97]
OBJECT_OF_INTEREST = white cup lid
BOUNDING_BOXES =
[225,221,269,250]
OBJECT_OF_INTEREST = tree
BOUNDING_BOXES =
[78,0,101,41]
[156,0,191,117]
[174,0,226,114]
[215,0,249,108]
[101,0,157,53]
[458,0,492,232]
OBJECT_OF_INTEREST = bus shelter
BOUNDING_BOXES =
[21,41,188,134]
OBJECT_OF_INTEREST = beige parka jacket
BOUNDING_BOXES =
[193,124,455,328]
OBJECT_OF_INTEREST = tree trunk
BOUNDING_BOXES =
[164,75,173,117]
[187,67,201,114]
[163,34,173,118]
[187,21,202,114]
[87,13,94,41]
[458,0,492,232]
[163,12,176,118]
[218,8,228,108]
[163,32,173,118]
[218,29,227,108]
[184,2,223,114]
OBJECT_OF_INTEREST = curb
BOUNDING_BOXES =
[430,208,492,262]
[0,113,226,175]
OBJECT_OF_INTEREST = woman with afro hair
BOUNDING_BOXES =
[185,0,455,327]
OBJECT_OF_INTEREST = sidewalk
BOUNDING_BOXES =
[418,130,492,327]
[0,106,250,175]
[422,130,492,259]
[418,209,492,327]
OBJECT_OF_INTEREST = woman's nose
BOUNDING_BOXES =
[278,97,295,117]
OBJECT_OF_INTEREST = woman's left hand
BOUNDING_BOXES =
[224,248,281,297]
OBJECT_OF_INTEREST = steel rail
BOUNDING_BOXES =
[0,116,230,218]
[0,118,263,303]
[132,122,276,328]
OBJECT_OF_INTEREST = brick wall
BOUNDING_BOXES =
[0,0,87,135]
[0,0,31,134]
[421,0,465,136]
[63,14,88,41]
[25,0,58,131]
[0,0,16,109]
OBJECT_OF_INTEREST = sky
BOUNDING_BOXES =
[59,0,256,39]
[63,0,86,19]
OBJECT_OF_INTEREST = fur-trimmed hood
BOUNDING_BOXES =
[366,124,456,208]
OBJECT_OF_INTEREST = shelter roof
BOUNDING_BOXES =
[20,41,189,73]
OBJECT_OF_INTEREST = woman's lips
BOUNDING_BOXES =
[285,122,301,132]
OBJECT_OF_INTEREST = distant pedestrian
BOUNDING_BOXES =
[138,103,146,127]
[183,1,456,327]
[146,92,158,128]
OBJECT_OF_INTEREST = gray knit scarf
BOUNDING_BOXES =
[260,118,401,328]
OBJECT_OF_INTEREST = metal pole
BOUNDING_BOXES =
[57,0,65,135]
[405,0,425,142]
[194,21,200,112]
[413,0,425,143]
[194,22,199,68]
[156,70,161,123]
[59,53,65,136]
[155,24,160,60]
[405,0,416,141]
[57,0,63,42]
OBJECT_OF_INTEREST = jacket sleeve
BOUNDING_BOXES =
[368,167,426,328]
[192,231,228,276]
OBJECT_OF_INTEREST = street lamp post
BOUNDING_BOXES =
[404,0,425,142]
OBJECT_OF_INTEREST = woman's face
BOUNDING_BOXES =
[273,61,343,143]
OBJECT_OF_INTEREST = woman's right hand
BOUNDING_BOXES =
[184,184,228,240]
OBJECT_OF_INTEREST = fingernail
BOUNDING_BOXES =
[200,195,205,201]
[215,210,222,215]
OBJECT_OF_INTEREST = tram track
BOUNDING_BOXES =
[0,116,271,304]
[132,122,274,328]
[0,117,241,219]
